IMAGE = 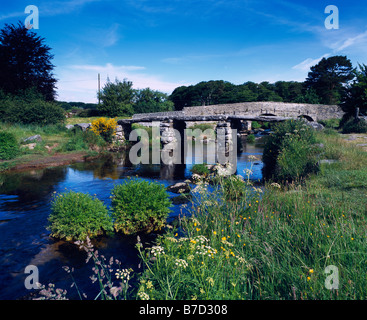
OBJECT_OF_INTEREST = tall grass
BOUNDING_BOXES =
[135,132,367,300]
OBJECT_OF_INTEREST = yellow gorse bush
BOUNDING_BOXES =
[90,117,117,142]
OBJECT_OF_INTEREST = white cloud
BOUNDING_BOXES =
[56,63,188,102]
[333,30,367,52]
[292,54,330,72]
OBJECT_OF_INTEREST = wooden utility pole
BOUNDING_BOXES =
[98,73,101,105]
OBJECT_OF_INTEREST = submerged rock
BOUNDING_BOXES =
[166,182,191,194]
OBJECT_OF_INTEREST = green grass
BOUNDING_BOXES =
[134,131,367,300]
[34,130,367,300]
[0,122,106,171]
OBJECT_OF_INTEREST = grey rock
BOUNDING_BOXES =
[75,123,91,131]
[23,134,42,143]
[306,121,324,131]
[167,182,191,194]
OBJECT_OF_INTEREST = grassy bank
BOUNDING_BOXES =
[134,129,367,300]
[0,122,105,171]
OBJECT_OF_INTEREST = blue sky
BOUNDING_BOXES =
[2,0,367,102]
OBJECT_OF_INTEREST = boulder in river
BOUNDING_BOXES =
[166,182,191,194]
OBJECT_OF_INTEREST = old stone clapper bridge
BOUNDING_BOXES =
[114,101,343,156]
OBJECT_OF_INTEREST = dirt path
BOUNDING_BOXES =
[2,152,97,172]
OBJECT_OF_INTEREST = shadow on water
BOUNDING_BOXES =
[0,136,265,299]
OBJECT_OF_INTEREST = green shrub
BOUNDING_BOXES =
[60,130,106,152]
[48,191,113,241]
[190,163,210,177]
[216,175,247,202]
[246,134,255,143]
[251,121,262,129]
[262,120,318,182]
[342,118,367,134]
[0,131,19,160]
[319,118,341,129]
[111,178,172,234]
[3,99,65,125]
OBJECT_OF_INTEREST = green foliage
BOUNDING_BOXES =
[60,129,106,152]
[0,22,56,101]
[1,96,65,125]
[342,118,367,134]
[111,178,172,234]
[98,79,174,117]
[190,163,210,176]
[169,80,318,110]
[134,88,174,114]
[305,55,354,105]
[262,120,318,182]
[0,131,19,160]
[319,118,341,129]
[343,63,367,116]
[98,78,135,117]
[251,121,262,129]
[246,134,255,143]
[48,191,113,241]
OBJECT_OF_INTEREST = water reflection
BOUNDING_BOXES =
[0,136,264,299]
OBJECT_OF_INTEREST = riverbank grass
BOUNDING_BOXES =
[135,130,367,300]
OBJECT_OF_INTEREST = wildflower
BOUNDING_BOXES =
[213,231,217,235]
[150,245,165,256]
[146,281,154,290]
[191,235,209,244]
[206,277,214,287]
[307,277,311,281]
[138,291,150,300]
[309,269,314,274]
[222,236,226,241]
[243,169,253,176]
[175,259,188,269]
[270,182,281,189]
[115,268,132,283]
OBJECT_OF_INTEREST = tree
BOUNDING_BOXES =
[0,22,57,101]
[343,63,367,116]
[98,78,135,117]
[305,55,354,105]
[134,88,174,114]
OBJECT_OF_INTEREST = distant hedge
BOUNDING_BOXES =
[0,98,65,125]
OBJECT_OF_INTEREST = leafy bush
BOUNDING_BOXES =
[342,118,367,134]
[48,191,113,241]
[190,163,210,177]
[251,121,262,129]
[111,178,172,234]
[3,99,65,125]
[319,118,341,129]
[262,120,319,182]
[60,129,106,152]
[0,131,19,160]
[246,134,255,143]
[90,117,117,143]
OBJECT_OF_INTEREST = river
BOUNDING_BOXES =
[0,136,264,300]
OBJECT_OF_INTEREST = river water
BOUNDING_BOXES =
[0,136,264,299]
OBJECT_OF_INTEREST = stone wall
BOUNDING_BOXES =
[182,101,344,121]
